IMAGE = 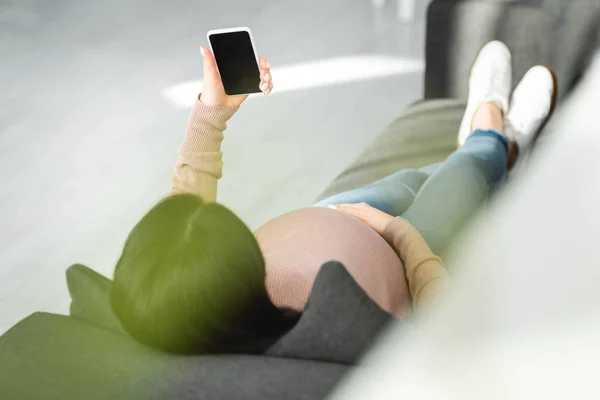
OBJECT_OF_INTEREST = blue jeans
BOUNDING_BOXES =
[315,129,508,255]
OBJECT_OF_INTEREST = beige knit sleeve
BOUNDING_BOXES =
[381,217,449,314]
[169,96,239,202]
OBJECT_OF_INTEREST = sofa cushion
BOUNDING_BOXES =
[0,312,347,400]
[65,261,396,366]
[267,262,396,365]
[66,263,124,334]
[316,99,463,201]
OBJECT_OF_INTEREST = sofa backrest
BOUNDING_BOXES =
[425,0,600,101]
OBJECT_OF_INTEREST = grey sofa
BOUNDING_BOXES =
[0,263,377,400]
[2,1,600,399]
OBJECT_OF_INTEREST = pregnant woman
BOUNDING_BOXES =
[110,41,554,354]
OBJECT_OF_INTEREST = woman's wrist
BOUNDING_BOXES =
[193,94,239,123]
[381,217,411,246]
[198,93,240,110]
[181,97,239,153]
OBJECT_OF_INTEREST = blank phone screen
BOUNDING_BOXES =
[209,31,260,95]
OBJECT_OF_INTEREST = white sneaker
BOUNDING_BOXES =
[505,66,555,152]
[458,41,512,146]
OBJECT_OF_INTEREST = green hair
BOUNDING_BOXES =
[111,194,289,354]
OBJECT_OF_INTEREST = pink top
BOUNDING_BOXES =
[255,207,412,318]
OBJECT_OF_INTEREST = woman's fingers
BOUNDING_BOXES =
[332,203,394,235]
[259,74,272,94]
[258,55,269,70]
[336,203,369,212]
[259,64,270,81]
[334,204,369,219]
[258,55,273,95]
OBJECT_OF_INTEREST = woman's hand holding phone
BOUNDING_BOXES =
[200,46,273,108]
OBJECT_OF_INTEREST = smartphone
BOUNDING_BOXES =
[207,27,261,96]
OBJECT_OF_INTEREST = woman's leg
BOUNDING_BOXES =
[399,41,513,255]
[315,169,430,217]
[402,103,508,256]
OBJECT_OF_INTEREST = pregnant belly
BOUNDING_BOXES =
[254,207,412,318]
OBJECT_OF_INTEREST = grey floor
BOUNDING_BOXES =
[0,0,429,333]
